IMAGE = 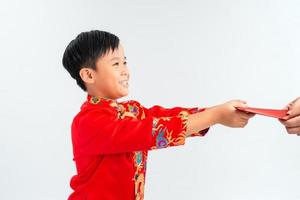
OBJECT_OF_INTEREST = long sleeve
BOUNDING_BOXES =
[143,105,201,117]
[72,107,190,157]
[143,105,209,137]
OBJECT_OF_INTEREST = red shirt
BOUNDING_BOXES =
[68,95,209,200]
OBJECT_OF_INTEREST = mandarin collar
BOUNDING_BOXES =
[86,95,126,118]
[87,94,119,107]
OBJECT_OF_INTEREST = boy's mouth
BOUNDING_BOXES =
[119,80,129,88]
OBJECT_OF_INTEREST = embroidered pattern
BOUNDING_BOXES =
[128,104,140,116]
[133,151,147,200]
[90,96,100,104]
[150,111,189,150]
[87,95,199,200]
[156,127,169,148]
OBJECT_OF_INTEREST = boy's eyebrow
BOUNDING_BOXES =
[110,56,127,61]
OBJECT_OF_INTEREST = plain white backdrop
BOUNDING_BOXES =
[0,0,299,199]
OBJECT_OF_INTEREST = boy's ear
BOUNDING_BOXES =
[79,68,95,84]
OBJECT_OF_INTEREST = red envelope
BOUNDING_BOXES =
[236,107,288,119]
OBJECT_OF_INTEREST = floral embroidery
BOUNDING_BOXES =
[156,127,169,148]
[152,118,161,136]
[128,104,140,116]
[134,173,145,200]
[141,109,146,119]
[151,114,188,150]
[90,96,100,104]
[133,151,146,200]
[135,151,143,165]
[115,104,126,119]
[178,110,189,121]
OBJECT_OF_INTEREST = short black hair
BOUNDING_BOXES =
[62,30,120,91]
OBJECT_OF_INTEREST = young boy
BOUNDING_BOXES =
[62,30,254,200]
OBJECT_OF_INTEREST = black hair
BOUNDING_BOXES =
[62,30,120,91]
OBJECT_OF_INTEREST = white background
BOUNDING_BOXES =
[0,0,299,199]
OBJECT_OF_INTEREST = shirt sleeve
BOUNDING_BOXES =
[143,105,201,117]
[72,108,190,156]
[143,105,209,137]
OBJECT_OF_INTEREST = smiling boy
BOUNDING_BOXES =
[62,30,254,200]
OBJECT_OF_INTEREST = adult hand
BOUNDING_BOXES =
[280,97,300,136]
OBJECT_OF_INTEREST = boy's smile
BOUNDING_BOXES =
[119,79,129,88]
[80,44,130,100]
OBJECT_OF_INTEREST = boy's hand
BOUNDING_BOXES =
[214,100,255,128]
[186,100,254,135]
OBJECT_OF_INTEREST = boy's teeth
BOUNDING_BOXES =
[120,80,128,87]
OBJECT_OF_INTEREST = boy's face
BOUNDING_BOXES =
[82,44,130,100]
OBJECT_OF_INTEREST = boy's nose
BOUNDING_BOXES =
[121,68,130,79]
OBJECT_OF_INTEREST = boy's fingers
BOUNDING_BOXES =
[238,111,255,120]
[232,100,247,108]
[243,113,255,119]
[248,113,256,118]
[239,100,247,105]
[242,121,248,127]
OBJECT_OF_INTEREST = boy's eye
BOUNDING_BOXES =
[112,61,127,67]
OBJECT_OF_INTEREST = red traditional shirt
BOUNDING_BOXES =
[68,95,209,200]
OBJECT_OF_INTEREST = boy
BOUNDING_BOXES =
[62,30,254,200]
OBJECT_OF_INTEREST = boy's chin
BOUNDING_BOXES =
[118,90,129,98]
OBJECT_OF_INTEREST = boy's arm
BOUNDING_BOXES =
[72,107,211,157]
[143,105,209,137]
